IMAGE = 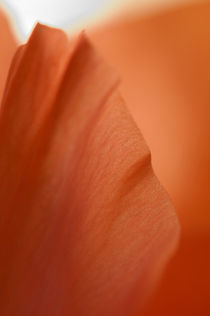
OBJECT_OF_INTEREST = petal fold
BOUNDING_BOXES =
[0,24,179,316]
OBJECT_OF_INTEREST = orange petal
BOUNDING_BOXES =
[0,8,17,103]
[91,1,210,232]
[90,2,210,315]
[0,24,179,315]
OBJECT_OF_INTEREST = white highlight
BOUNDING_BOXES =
[2,0,196,40]
[2,0,107,39]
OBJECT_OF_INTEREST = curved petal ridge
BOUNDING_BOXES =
[0,24,179,316]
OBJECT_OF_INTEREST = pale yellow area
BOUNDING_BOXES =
[68,0,199,34]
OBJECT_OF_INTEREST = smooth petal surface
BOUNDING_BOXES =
[91,1,210,315]
[0,24,179,315]
[0,8,17,103]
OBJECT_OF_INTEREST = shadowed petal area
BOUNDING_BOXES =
[0,8,17,103]
[0,24,179,316]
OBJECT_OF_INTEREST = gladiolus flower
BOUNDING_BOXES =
[0,15,179,316]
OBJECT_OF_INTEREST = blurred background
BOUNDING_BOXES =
[2,0,195,40]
